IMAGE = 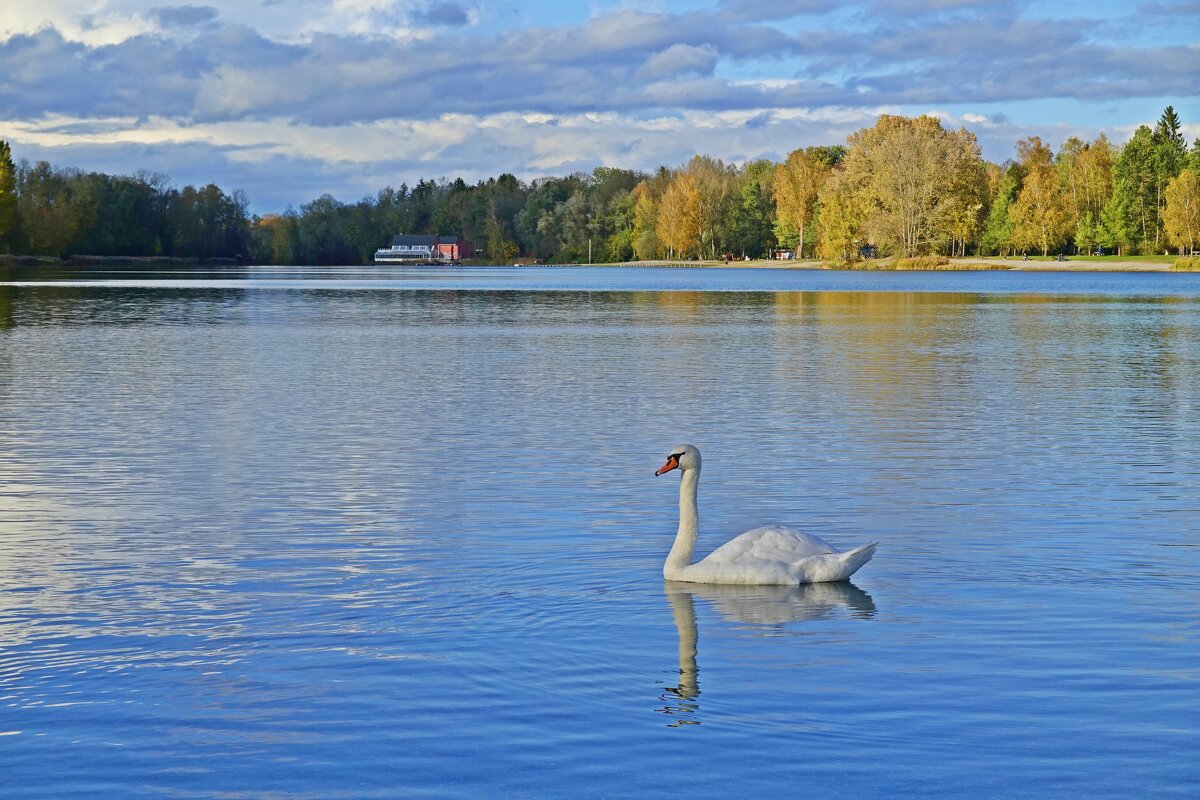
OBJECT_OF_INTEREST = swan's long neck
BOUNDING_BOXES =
[665,467,699,574]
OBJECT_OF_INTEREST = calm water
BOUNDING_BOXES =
[2,266,1199,798]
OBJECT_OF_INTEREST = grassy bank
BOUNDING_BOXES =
[971,254,1174,265]
[830,256,1008,271]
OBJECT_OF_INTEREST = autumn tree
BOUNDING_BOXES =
[943,134,987,256]
[656,173,702,259]
[841,115,982,257]
[1056,136,1087,230]
[15,161,90,256]
[252,211,300,264]
[1072,134,1115,227]
[685,155,736,259]
[1010,137,1070,256]
[631,182,660,260]
[1016,135,1053,169]
[816,169,861,262]
[1164,170,1200,255]
[773,148,827,258]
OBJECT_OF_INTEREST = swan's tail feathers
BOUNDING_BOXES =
[792,542,877,584]
[839,542,877,577]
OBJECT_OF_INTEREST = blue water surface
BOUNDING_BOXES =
[1,266,1198,798]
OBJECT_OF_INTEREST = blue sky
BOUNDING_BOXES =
[1,0,1197,212]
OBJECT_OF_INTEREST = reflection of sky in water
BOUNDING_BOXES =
[0,273,1198,797]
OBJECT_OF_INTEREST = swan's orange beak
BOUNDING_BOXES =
[655,455,679,476]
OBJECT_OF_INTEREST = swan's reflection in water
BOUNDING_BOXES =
[658,582,877,726]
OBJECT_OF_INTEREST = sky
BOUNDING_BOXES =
[1,0,1198,212]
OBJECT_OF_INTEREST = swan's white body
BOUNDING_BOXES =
[657,445,876,586]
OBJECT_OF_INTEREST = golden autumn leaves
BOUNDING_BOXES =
[622,110,1199,263]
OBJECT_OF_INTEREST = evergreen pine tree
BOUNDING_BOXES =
[1156,106,1186,153]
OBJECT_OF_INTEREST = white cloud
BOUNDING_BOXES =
[0,1,1195,212]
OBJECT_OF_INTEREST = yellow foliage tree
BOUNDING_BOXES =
[631,182,661,260]
[1056,134,1115,239]
[1164,169,1200,255]
[1016,136,1054,168]
[656,174,702,259]
[841,115,983,257]
[686,155,736,259]
[1011,163,1071,256]
[773,148,828,258]
[816,170,861,261]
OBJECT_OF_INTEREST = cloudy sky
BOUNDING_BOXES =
[2,0,1198,211]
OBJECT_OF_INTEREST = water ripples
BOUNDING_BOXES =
[1,274,1198,798]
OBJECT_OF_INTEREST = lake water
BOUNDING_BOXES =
[2,266,1199,798]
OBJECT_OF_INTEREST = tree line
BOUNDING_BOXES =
[2,105,1198,264]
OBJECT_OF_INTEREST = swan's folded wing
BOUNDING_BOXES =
[703,524,836,565]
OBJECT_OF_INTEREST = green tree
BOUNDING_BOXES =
[805,145,846,168]
[599,189,636,262]
[981,163,1024,256]
[1150,106,1188,251]
[1157,106,1186,151]
[1074,211,1100,256]
[292,193,355,264]
[515,175,585,259]
[731,159,775,258]
[0,140,17,252]
[1099,179,1136,256]
[1115,126,1159,251]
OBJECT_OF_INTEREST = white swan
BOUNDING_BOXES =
[655,444,877,585]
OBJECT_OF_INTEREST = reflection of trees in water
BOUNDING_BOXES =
[0,285,252,328]
[0,285,12,329]
[657,581,876,726]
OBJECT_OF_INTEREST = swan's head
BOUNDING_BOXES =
[655,444,701,476]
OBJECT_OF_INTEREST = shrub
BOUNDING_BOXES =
[1171,257,1199,271]
[894,255,950,269]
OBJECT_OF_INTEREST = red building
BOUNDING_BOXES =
[435,236,474,261]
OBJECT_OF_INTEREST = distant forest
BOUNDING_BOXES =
[1,105,1198,264]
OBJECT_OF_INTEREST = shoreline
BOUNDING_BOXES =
[579,257,1178,272]
[2,254,1183,273]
